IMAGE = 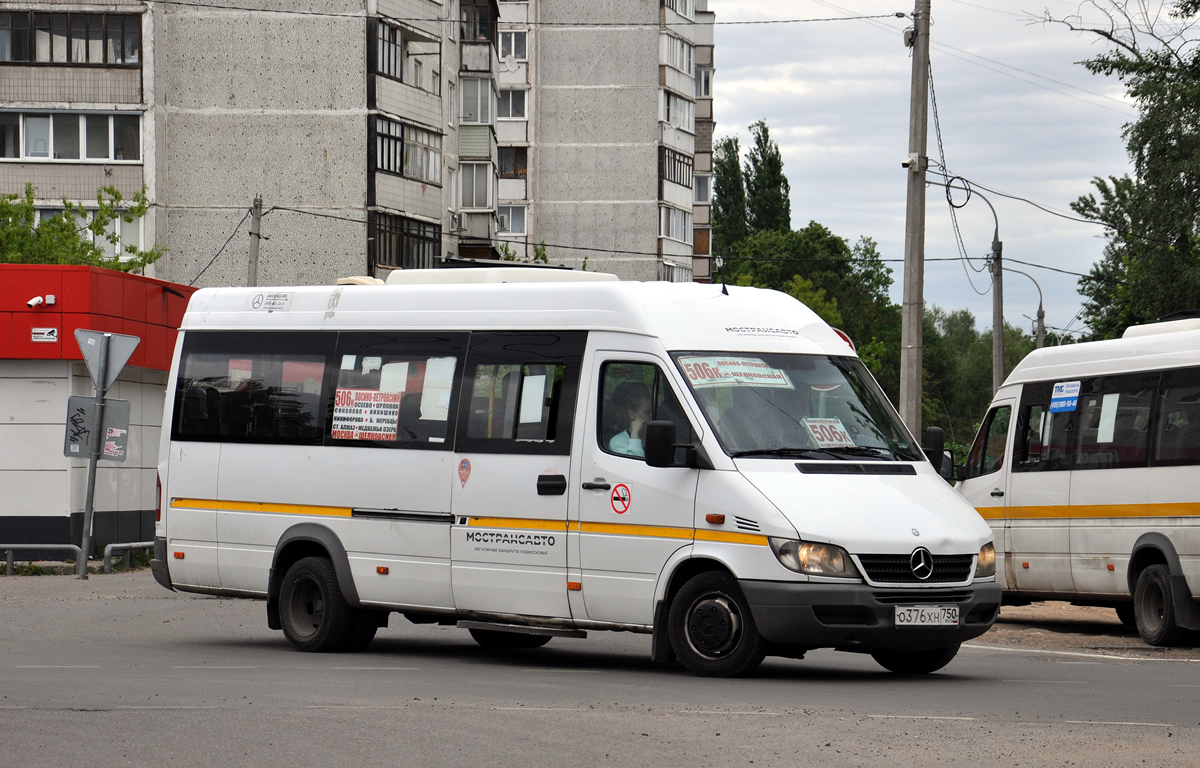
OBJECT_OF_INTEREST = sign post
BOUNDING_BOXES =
[71,330,140,580]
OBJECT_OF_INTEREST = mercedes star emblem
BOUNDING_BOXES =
[911,528,920,537]
[910,547,934,580]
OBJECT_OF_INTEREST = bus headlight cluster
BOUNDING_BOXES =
[976,542,996,578]
[769,538,857,578]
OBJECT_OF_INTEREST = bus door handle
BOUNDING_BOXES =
[581,480,611,491]
[991,489,1005,497]
[537,474,568,496]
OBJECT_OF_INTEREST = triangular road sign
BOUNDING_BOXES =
[75,330,141,391]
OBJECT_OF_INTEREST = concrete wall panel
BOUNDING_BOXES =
[0,164,144,201]
[376,78,443,130]
[375,173,445,221]
[535,87,659,145]
[539,30,657,87]
[535,143,657,201]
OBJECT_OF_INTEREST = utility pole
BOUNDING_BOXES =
[247,194,263,287]
[1005,267,1045,349]
[989,234,1004,393]
[899,0,931,432]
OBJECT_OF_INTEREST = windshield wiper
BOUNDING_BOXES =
[820,445,916,461]
[729,448,844,460]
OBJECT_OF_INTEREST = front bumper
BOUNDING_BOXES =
[150,537,174,592]
[740,579,1001,652]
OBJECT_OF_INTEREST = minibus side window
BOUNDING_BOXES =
[1154,366,1200,466]
[1013,382,1073,472]
[326,332,467,449]
[172,331,334,445]
[965,405,1009,479]
[1074,373,1157,470]
[597,361,693,462]
[455,332,586,456]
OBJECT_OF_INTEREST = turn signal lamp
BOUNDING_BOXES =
[173,552,185,559]
[377,566,389,575]
[705,513,726,524]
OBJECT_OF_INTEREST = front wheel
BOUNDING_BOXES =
[468,628,552,649]
[667,571,766,678]
[279,556,353,652]
[1134,564,1182,647]
[871,643,960,675]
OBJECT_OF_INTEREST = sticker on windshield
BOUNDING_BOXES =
[1049,381,1081,413]
[331,388,401,441]
[678,356,793,389]
[803,418,855,448]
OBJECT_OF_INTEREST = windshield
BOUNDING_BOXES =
[671,352,922,461]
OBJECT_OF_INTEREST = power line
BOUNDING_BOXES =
[140,0,902,26]
[189,208,251,286]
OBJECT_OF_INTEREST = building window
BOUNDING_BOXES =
[694,174,710,203]
[661,0,694,21]
[448,82,456,127]
[461,78,492,124]
[1,12,139,65]
[461,162,492,209]
[661,91,695,133]
[660,147,693,189]
[498,205,526,235]
[460,2,493,43]
[696,67,713,98]
[660,205,693,244]
[375,117,442,185]
[370,212,442,270]
[693,228,710,255]
[499,147,527,179]
[499,31,527,61]
[662,35,693,75]
[660,259,694,282]
[36,206,142,260]
[498,89,526,119]
[377,21,402,79]
[0,112,139,161]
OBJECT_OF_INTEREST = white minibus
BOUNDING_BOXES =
[957,316,1200,646]
[152,269,999,676]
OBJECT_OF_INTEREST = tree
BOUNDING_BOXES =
[1042,1,1200,336]
[0,183,163,273]
[711,136,747,262]
[743,120,791,234]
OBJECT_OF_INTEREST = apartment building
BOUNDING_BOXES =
[2,1,713,285]
[495,0,714,281]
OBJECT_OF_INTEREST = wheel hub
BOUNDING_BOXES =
[687,595,741,656]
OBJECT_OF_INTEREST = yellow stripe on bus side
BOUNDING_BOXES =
[694,530,770,546]
[468,517,570,532]
[976,502,1200,520]
[578,521,694,540]
[171,498,352,517]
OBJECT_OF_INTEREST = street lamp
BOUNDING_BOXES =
[1005,267,1045,348]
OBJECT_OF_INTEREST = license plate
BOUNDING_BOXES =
[894,605,959,627]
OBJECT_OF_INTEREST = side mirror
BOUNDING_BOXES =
[939,449,955,482]
[644,420,677,468]
[922,426,946,474]
[955,462,967,481]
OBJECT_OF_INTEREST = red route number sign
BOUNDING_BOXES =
[802,418,855,449]
[610,484,631,514]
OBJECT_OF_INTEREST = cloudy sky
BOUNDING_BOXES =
[712,0,1139,338]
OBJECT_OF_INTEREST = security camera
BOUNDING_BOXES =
[27,296,44,308]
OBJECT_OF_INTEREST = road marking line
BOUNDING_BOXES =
[1000,679,1088,684]
[1062,720,1172,728]
[517,669,601,673]
[868,715,977,721]
[332,667,419,671]
[306,705,411,710]
[1170,684,1200,688]
[494,707,587,711]
[670,711,782,716]
[17,665,99,669]
[116,706,219,710]
[963,643,1200,662]
[173,666,259,669]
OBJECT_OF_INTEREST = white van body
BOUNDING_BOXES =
[957,318,1200,646]
[153,270,999,676]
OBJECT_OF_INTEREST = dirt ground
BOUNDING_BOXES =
[980,600,1200,660]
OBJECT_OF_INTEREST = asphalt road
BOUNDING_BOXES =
[3,573,1199,767]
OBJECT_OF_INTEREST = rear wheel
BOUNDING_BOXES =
[1114,602,1136,628]
[667,571,766,678]
[468,628,552,649]
[871,643,960,675]
[1134,564,1182,647]
[279,556,353,652]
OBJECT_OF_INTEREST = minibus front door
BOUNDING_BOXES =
[958,402,1013,588]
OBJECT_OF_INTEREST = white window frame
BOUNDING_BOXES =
[659,205,693,245]
[0,111,141,163]
[461,161,493,210]
[498,204,526,235]
[695,66,713,98]
[499,30,527,61]
[660,91,694,133]
[35,205,143,260]
[461,78,492,124]
[662,34,693,76]
[497,88,527,120]
[694,174,710,204]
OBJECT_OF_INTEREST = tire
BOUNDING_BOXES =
[343,610,383,652]
[667,571,766,678]
[1134,564,1183,647]
[871,643,961,675]
[468,628,552,649]
[279,556,354,652]
[1114,602,1136,628]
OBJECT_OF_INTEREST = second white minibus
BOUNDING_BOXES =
[152,269,1000,676]
[958,316,1200,646]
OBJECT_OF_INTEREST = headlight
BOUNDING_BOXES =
[976,542,996,578]
[769,538,858,578]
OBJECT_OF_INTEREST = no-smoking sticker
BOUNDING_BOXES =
[610,484,631,515]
